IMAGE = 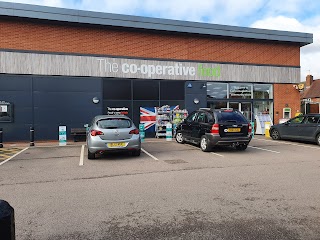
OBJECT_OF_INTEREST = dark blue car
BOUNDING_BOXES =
[269,114,320,145]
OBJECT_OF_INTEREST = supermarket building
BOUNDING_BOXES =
[0,2,313,141]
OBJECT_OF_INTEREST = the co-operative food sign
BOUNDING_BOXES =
[97,59,221,78]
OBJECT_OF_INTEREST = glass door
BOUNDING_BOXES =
[240,102,252,122]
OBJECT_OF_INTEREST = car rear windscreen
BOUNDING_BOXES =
[217,111,248,123]
[97,119,131,129]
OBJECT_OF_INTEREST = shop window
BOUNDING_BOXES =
[160,100,185,110]
[103,79,132,100]
[253,84,273,99]
[160,81,184,100]
[208,101,228,109]
[133,80,159,100]
[229,83,252,99]
[207,82,228,99]
[253,101,273,121]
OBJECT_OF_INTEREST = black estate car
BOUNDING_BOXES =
[269,114,320,145]
[175,108,252,151]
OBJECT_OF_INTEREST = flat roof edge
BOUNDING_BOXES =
[0,1,313,46]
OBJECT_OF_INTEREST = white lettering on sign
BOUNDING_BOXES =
[98,59,199,78]
[97,59,119,73]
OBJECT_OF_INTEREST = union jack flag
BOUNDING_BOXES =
[140,107,157,132]
[140,105,180,132]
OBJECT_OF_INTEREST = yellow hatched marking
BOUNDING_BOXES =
[0,148,23,161]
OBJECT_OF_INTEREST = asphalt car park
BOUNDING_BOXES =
[0,136,320,239]
[1,136,320,184]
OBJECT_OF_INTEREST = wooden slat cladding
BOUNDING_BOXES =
[0,18,300,67]
[0,51,300,83]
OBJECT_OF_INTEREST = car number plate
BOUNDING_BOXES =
[107,142,126,148]
[227,128,241,132]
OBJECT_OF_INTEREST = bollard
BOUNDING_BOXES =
[166,122,173,141]
[139,124,145,142]
[264,122,271,138]
[0,128,3,148]
[0,200,15,240]
[30,127,35,146]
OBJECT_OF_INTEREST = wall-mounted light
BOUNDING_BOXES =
[92,97,100,104]
[201,83,207,88]
[193,98,200,104]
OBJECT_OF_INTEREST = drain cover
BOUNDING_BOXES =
[164,159,187,164]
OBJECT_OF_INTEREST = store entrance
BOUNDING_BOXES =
[208,101,253,122]
[229,102,252,121]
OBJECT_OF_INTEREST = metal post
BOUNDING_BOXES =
[0,200,15,240]
[0,128,3,148]
[30,127,34,147]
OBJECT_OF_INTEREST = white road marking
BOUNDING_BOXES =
[79,145,85,166]
[0,147,29,166]
[210,152,224,157]
[141,148,159,161]
[187,145,224,157]
[248,146,280,153]
[256,138,320,150]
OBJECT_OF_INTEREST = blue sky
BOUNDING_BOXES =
[4,0,320,81]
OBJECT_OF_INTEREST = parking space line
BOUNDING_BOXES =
[79,145,85,166]
[248,146,280,153]
[187,145,224,157]
[210,152,224,157]
[256,138,320,150]
[141,148,159,161]
[0,147,29,166]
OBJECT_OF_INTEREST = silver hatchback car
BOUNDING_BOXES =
[86,115,141,159]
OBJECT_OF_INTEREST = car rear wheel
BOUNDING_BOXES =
[131,149,141,156]
[88,149,96,160]
[235,144,248,151]
[175,132,185,144]
[271,129,281,140]
[200,136,211,152]
[316,133,320,146]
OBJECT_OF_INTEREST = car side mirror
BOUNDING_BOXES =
[84,124,89,128]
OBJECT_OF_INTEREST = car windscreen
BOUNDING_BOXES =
[217,111,248,123]
[97,118,131,129]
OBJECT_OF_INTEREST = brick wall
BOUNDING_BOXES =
[309,102,320,113]
[0,18,300,66]
[273,84,301,124]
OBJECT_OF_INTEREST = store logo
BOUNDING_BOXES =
[98,59,221,78]
[198,64,220,77]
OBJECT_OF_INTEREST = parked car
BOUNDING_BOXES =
[175,108,252,151]
[269,114,320,145]
[86,115,141,159]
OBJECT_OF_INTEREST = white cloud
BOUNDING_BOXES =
[3,0,64,7]
[251,16,320,81]
[76,0,264,25]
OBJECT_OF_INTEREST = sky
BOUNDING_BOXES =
[3,0,320,81]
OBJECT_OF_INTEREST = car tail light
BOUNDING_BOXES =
[129,129,139,134]
[90,130,104,136]
[211,123,220,135]
[248,123,252,134]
